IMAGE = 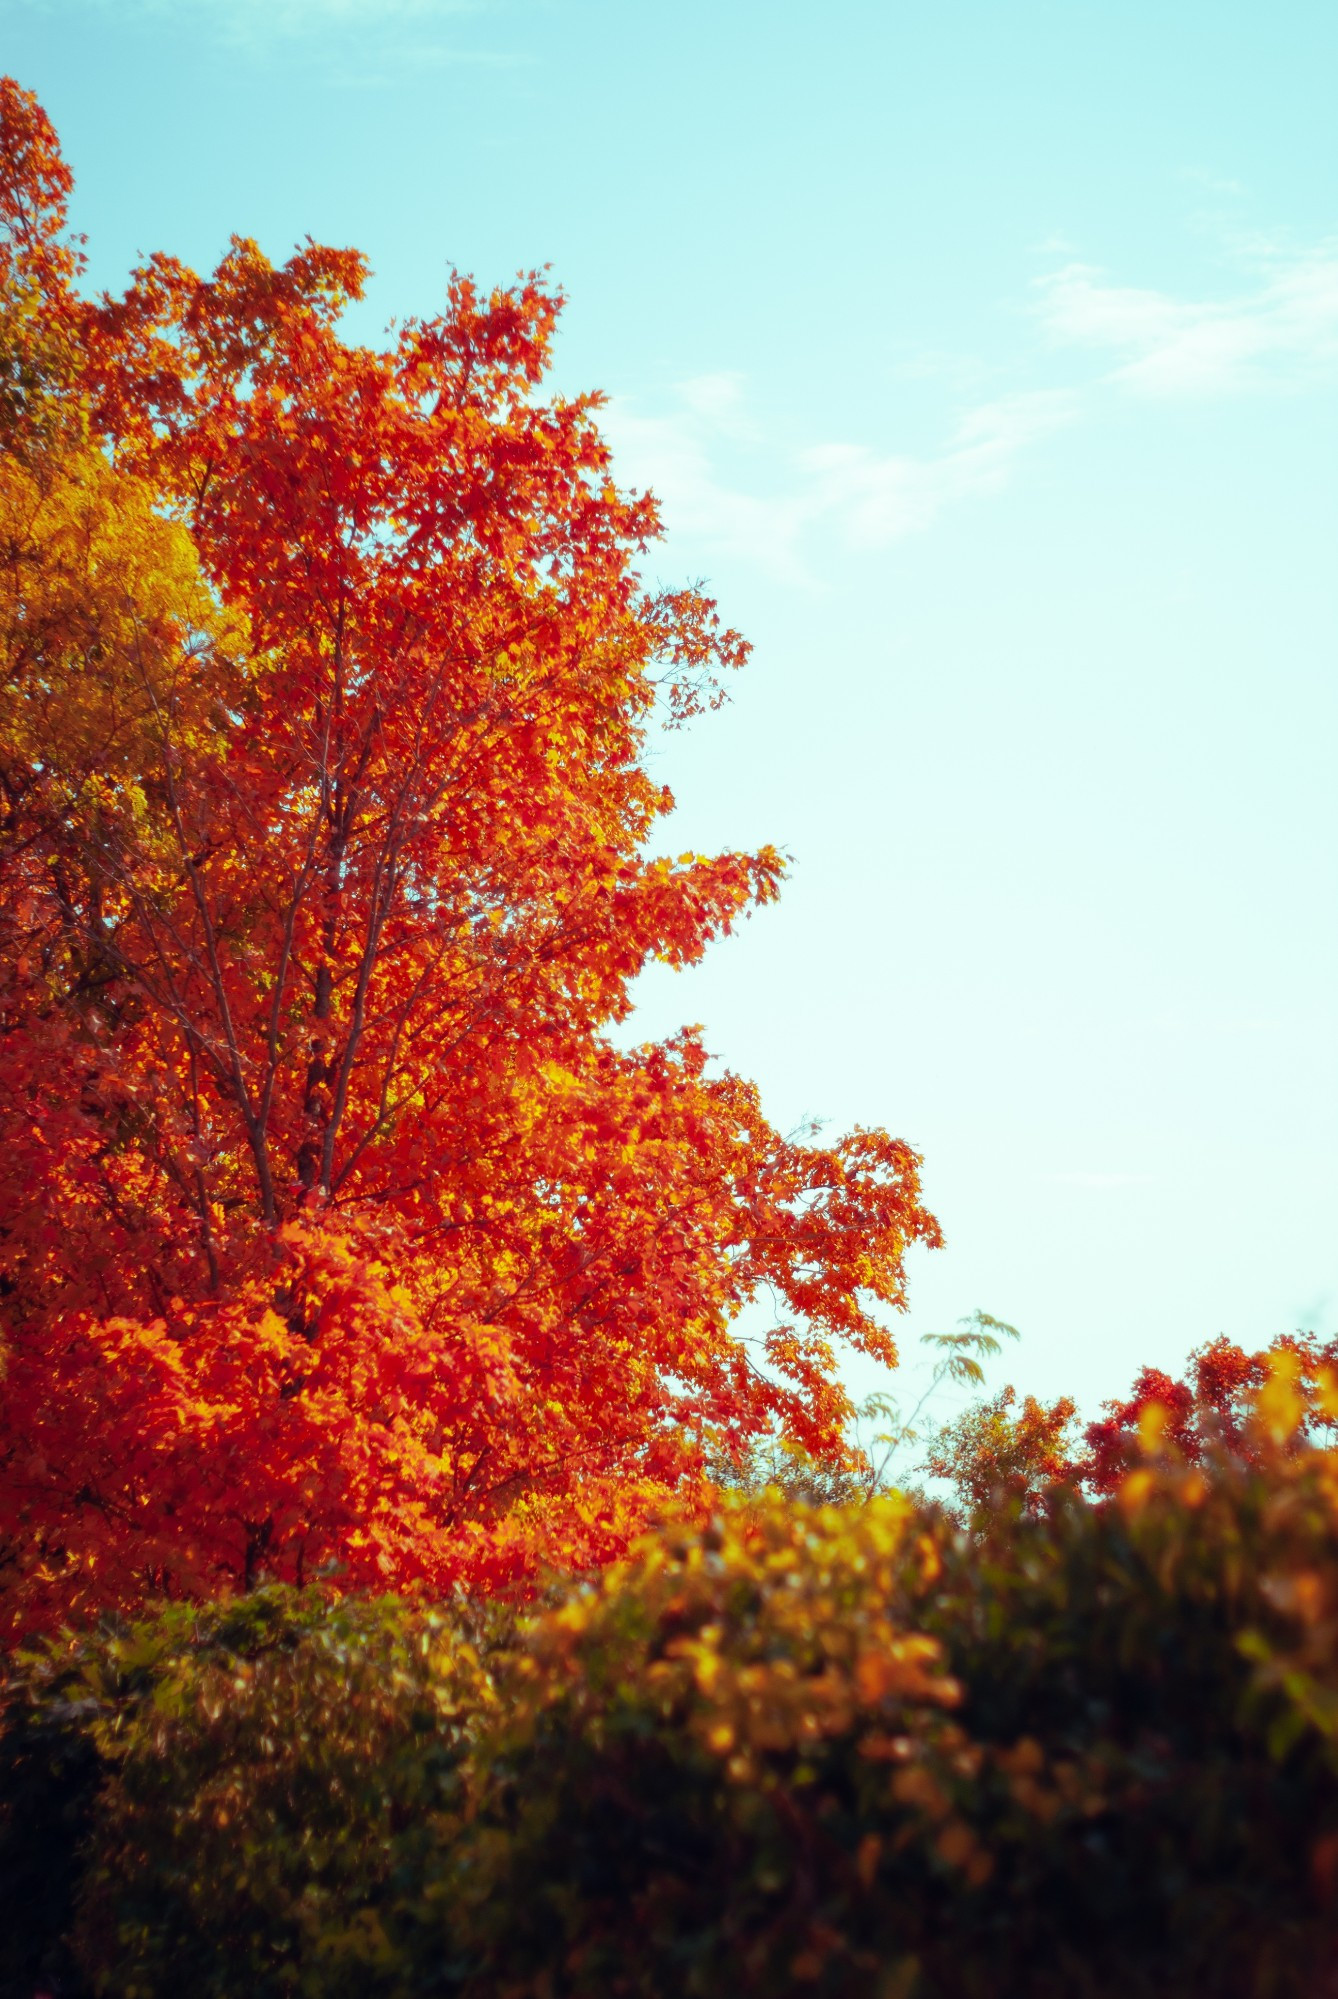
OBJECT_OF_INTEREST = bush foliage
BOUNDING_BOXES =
[5,1363,1338,1998]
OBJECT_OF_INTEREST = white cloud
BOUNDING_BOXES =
[28,0,503,62]
[600,386,818,577]
[800,391,1077,548]
[1044,1172,1154,1190]
[580,224,1338,578]
[601,379,1077,576]
[1179,167,1248,200]
[674,372,755,432]
[1036,240,1338,396]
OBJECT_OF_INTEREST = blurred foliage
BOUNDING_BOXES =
[5,1359,1338,1997]
[704,1431,870,1508]
[0,1588,508,1998]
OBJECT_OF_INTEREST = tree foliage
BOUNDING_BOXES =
[1079,1331,1338,1493]
[924,1333,1338,1520]
[0,77,942,1634]
[925,1384,1079,1517]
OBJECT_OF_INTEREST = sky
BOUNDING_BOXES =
[7,0,1336,1429]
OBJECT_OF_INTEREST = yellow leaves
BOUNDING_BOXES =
[1314,1365,1338,1427]
[996,1735,1044,1779]
[1259,1565,1330,1630]
[891,1761,949,1822]
[1117,1467,1157,1516]
[934,1818,984,1872]
[1115,1351,1325,1528]
[988,1738,1107,1835]
[912,1531,942,1588]
[1137,1400,1172,1454]
[0,431,241,802]
[512,1492,961,1796]
[1257,1349,1306,1447]
[854,1633,957,1710]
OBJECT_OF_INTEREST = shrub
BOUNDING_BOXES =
[5,1363,1338,1998]
[448,1380,1338,1996]
[1,1588,503,1998]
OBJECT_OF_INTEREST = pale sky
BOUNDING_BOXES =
[9,0,1336,1426]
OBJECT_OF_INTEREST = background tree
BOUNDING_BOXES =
[925,1384,1079,1517]
[854,1308,1021,1495]
[922,1330,1338,1519]
[711,1310,1020,1505]
[1078,1330,1338,1493]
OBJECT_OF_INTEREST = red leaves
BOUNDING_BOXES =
[0,81,941,1637]
[1080,1333,1338,1494]
[930,1335,1338,1519]
[0,76,75,278]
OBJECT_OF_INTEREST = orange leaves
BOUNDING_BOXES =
[926,1386,1080,1517]
[0,80,941,1637]
[3,1225,530,1635]
[0,76,77,292]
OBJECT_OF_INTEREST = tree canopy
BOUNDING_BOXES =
[0,78,940,1636]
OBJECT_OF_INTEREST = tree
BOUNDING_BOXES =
[1079,1330,1338,1494]
[854,1308,1022,1495]
[925,1385,1079,1517]
[923,1331,1338,1519]
[707,1311,1020,1506]
[0,79,941,1635]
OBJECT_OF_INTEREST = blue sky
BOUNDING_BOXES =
[9,0,1337,1426]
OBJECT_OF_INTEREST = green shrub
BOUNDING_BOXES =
[1,1587,503,1998]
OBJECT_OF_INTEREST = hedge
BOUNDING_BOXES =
[4,1364,1338,1997]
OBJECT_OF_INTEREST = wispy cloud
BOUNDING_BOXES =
[601,377,815,576]
[1035,239,1338,396]
[602,380,1076,576]
[1179,167,1248,200]
[1043,1171,1154,1191]
[26,0,509,66]
[605,227,1338,579]
[800,391,1077,548]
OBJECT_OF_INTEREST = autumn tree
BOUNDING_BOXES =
[0,79,941,1635]
[922,1332,1338,1519]
[925,1385,1079,1517]
[1078,1330,1338,1493]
